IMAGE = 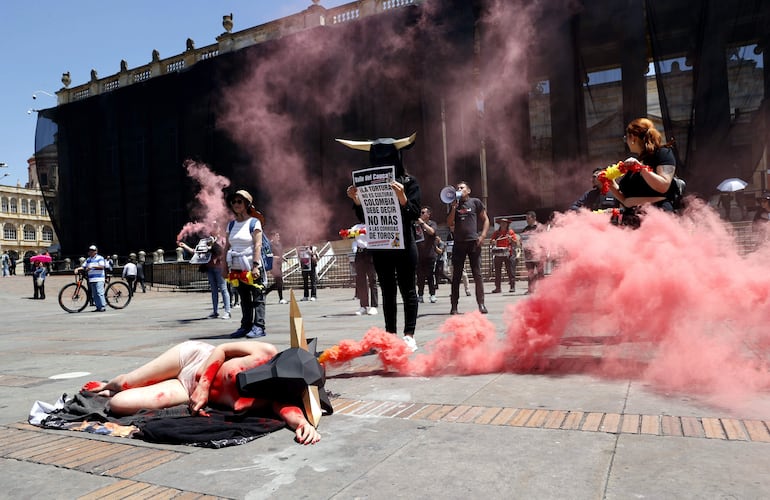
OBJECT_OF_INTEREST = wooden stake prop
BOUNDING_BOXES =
[289,290,323,427]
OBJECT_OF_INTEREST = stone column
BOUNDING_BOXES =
[621,0,647,127]
[690,0,731,195]
[547,13,586,163]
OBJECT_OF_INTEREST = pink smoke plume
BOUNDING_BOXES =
[214,0,578,240]
[321,201,770,408]
[176,160,232,241]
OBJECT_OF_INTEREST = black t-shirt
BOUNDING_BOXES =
[618,147,678,203]
[453,197,486,241]
[416,220,438,257]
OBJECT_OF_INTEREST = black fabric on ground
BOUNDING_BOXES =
[40,391,286,448]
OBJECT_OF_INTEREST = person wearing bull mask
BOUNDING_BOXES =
[341,134,422,352]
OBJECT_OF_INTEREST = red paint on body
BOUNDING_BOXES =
[82,381,101,391]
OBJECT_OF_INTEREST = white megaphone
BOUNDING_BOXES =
[440,185,462,204]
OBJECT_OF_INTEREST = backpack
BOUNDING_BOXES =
[228,218,273,271]
[672,177,686,211]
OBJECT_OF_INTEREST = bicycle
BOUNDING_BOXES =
[58,271,133,313]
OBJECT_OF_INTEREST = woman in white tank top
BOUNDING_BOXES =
[224,190,265,339]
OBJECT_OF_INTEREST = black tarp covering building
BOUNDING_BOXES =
[35,0,769,257]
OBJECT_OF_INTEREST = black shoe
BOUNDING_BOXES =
[509,288,515,293]
[230,327,249,338]
[479,304,488,314]
[490,289,501,293]
[450,307,459,315]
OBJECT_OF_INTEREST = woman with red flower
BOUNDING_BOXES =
[608,118,680,226]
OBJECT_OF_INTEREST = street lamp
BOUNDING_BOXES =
[0,162,7,168]
[32,90,55,100]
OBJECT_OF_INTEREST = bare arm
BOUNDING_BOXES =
[346,185,361,206]
[641,164,675,193]
[252,228,263,279]
[190,342,277,413]
[478,209,490,247]
[417,219,435,236]
[275,403,321,445]
[177,241,194,253]
[447,201,457,229]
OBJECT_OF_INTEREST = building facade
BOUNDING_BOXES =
[0,156,60,271]
[35,0,769,258]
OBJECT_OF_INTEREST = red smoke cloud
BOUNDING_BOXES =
[176,160,232,241]
[214,0,578,240]
[322,202,770,408]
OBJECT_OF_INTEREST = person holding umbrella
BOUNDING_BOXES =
[32,260,47,299]
[30,252,52,299]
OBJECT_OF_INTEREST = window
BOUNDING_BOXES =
[40,202,47,216]
[29,200,37,215]
[42,226,53,242]
[0,197,7,212]
[23,225,36,241]
[21,199,29,214]
[9,198,17,213]
[3,223,17,240]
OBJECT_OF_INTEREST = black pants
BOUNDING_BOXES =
[267,274,284,300]
[354,250,378,308]
[125,276,136,295]
[493,255,516,291]
[237,283,265,330]
[33,277,45,299]
[372,245,418,335]
[302,267,317,298]
[416,256,436,297]
[451,240,484,307]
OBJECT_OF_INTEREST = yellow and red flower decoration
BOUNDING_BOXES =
[339,226,366,239]
[597,161,651,194]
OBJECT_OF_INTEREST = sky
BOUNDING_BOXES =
[0,0,349,187]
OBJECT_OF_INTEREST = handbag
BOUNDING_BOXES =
[36,277,44,286]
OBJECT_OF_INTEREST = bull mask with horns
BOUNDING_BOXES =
[336,133,416,177]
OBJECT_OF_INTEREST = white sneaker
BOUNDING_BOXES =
[429,295,437,303]
[246,326,266,338]
[403,335,418,352]
[367,307,378,315]
[355,307,367,316]
[279,299,288,304]
[310,297,316,301]
[220,312,231,320]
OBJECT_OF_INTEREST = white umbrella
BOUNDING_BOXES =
[716,178,748,192]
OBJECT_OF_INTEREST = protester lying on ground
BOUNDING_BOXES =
[82,340,321,445]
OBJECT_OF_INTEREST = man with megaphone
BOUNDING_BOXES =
[446,181,490,315]
[440,185,462,205]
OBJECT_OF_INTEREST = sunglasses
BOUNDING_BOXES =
[230,198,245,205]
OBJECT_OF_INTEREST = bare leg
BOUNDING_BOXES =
[109,379,190,415]
[83,344,185,396]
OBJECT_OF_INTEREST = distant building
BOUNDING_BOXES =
[0,156,60,271]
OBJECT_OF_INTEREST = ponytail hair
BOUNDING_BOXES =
[626,118,673,160]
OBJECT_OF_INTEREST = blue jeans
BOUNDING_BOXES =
[206,267,230,314]
[91,280,106,310]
